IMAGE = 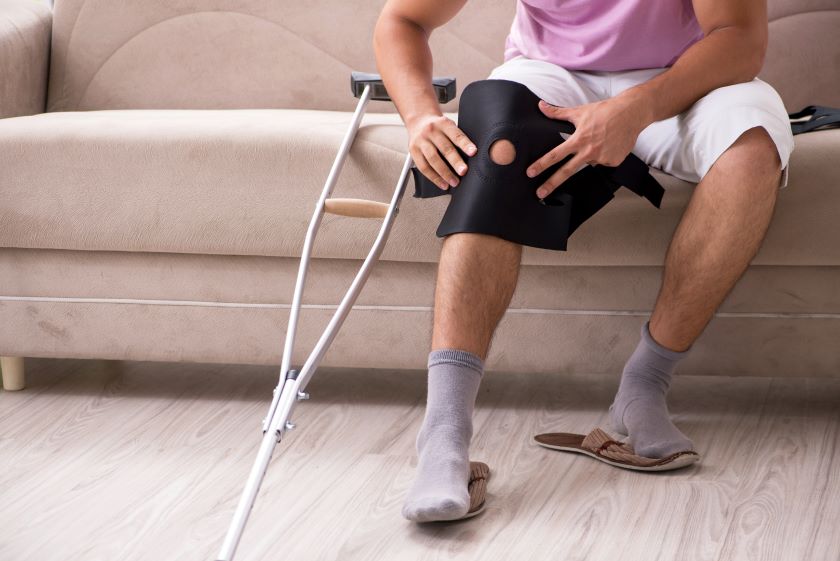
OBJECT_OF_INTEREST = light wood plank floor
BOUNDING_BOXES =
[1,358,838,561]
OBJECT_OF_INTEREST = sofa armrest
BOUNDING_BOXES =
[0,0,51,119]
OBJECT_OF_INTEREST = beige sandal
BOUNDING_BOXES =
[456,461,490,520]
[534,428,700,472]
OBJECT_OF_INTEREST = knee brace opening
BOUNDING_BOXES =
[488,138,516,165]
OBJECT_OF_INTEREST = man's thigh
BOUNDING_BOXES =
[632,78,795,188]
[485,55,603,109]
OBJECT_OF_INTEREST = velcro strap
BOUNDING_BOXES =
[411,167,449,198]
[603,154,664,208]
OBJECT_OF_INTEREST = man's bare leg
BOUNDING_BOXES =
[609,126,783,457]
[651,127,782,350]
[402,232,522,521]
[431,233,523,359]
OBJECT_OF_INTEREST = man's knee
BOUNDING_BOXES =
[691,80,792,185]
[737,126,780,162]
[440,233,522,274]
[489,138,516,165]
[727,126,782,179]
[443,232,523,253]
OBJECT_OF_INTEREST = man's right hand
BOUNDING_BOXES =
[407,113,477,190]
[373,0,472,190]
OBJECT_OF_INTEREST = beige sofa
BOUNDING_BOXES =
[1,0,839,391]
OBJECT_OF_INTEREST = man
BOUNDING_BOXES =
[372,0,793,523]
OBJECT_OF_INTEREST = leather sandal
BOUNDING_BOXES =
[455,461,490,520]
[533,428,700,472]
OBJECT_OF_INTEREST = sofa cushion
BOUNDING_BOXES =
[4,248,840,375]
[0,109,837,266]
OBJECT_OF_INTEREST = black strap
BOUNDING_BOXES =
[789,105,840,135]
[599,154,664,208]
[413,151,664,209]
[412,168,449,198]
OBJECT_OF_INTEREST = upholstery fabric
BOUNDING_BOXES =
[0,0,51,118]
[45,0,511,113]
[764,7,840,110]
[2,248,839,376]
[45,0,840,113]
[1,109,838,266]
[5,249,840,314]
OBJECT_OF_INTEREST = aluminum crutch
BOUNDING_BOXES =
[215,71,456,561]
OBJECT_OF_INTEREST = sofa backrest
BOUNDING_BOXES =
[763,0,840,111]
[46,0,840,113]
[45,0,513,113]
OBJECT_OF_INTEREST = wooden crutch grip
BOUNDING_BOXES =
[324,198,389,218]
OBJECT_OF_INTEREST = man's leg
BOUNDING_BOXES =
[432,232,523,358]
[609,126,783,457]
[650,126,781,350]
[402,55,597,521]
[402,232,522,522]
[405,76,577,515]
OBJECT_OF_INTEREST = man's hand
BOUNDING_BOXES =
[523,0,768,201]
[373,0,472,190]
[526,95,649,199]
[407,113,477,190]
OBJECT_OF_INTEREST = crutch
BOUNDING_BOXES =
[215,71,456,561]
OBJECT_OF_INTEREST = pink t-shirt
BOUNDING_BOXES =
[504,0,705,72]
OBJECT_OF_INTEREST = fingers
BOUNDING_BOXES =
[411,139,450,190]
[528,98,632,198]
[538,99,574,121]
[409,115,477,190]
[440,119,477,163]
[430,130,468,178]
[535,151,590,199]
[527,99,581,178]
[421,138,460,188]
[526,137,577,178]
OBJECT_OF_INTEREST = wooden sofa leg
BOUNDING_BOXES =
[1,357,25,391]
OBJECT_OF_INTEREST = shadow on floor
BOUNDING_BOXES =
[6,357,840,417]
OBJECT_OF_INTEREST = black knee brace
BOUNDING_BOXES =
[411,79,665,251]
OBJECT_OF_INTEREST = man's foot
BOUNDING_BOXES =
[401,348,483,522]
[608,321,695,458]
[401,424,471,522]
[609,396,695,458]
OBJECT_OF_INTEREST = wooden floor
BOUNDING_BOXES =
[1,358,838,561]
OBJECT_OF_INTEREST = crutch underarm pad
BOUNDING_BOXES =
[411,79,665,251]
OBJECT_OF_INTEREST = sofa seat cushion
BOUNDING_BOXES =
[0,109,837,266]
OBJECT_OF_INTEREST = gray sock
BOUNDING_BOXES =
[402,348,483,522]
[608,320,695,458]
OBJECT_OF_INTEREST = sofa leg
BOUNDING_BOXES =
[1,357,25,391]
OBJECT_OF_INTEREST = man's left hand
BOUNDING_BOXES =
[526,95,650,199]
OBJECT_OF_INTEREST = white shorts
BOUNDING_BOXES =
[486,55,795,188]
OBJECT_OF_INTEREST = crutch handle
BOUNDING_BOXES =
[351,71,456,103]
[324,197,390,218]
